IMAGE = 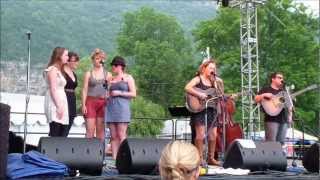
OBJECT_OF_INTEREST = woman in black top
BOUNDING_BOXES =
[185,59,224,166]
[63,52,80,136]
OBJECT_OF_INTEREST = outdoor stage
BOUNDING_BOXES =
[61,159,320,180]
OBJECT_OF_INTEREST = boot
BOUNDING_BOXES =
[208,140,220,166]
[194,139,205,166]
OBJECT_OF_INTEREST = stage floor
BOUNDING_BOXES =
[63,159,319,180]
[64,173,319,180]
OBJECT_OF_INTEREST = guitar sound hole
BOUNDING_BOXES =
[279,97,285,103]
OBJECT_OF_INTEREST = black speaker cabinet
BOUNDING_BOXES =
[38,137,104,175]
[303,143,319,173]
[0,103,10,179]
[116,138,171,174]
[223,139,287,171]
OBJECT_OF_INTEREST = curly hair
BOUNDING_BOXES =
[90,48,106,61]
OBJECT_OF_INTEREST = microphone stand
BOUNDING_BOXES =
[100,60,108,152]
[23,31,31,153]
[284,86,297,167]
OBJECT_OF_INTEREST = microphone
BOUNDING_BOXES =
[26,31,31,40]
[281,80,288,89]
[100,61,104,65]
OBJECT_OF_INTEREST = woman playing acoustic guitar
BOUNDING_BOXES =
[185,58,224,166]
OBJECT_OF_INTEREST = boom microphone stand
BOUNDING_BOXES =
[23,31,32,153]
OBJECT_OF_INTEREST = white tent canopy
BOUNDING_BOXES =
[254,128,318,141]
[285,128,318,141]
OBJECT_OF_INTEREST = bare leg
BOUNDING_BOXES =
[109,123,119,159]
[85,118,96,138]
[194,124,205,165]
[194,124,205,140]
[116,123,128,143]
[208,127,217,140]
[96,117,105,142]
[208,127,220,165]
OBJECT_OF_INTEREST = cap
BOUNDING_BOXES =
[110,56,126,67]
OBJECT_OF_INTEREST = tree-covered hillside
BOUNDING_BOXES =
[0,0,217,64]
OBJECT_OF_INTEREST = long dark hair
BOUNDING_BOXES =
[47,47,67,70]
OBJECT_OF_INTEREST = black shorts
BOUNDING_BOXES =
[190,107,218,128]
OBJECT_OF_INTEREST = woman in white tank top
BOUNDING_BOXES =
[44,47,69,137]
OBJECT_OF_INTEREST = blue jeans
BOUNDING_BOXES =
[265,121,288,145]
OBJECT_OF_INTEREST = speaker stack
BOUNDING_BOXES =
[303,143,319,173]
[38,137,105,175]
[223,139,287,171]
[0,103,10,178]
[116,138,171,174]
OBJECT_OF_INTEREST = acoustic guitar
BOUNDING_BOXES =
[260,92,287,116]
[185,88,219,113]
[186,88,244,113]
[261,84,319,116]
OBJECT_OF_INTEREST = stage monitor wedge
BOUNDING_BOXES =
[38,137,104,175]
[303,143,319,173]
[116,138,171,175]
[223,139,287,171]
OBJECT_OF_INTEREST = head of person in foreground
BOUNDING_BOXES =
[159,141,201,180]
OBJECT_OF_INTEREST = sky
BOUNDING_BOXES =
[294,0,319,16]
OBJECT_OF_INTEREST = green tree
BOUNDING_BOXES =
[117,7,195,107]
[129,96,166,136]
[193,8,241,93]
[192,0,319,132]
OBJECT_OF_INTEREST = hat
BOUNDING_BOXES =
[110,56,126,67]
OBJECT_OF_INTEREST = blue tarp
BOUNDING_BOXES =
[7,150,68,179]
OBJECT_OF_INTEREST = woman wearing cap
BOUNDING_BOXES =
[81,48,112,142]
[105,56,136,159]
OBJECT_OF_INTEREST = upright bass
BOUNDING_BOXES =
[215,95,243,156]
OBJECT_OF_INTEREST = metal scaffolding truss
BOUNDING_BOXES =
[237,0,266,138]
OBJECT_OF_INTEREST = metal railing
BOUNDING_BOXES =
[9,111,192,142]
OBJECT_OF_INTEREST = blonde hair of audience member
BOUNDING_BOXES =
[159,141,200,180]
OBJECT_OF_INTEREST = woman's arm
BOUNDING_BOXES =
[122,74,136,98]
[185,76,206,99]
[47,68,64,120]
[81,71,90,114]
